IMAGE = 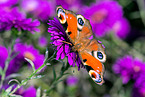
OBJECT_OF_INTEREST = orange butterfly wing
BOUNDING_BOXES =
[56,6,106,85]
[79,39,106,85]
[56,6,78,43]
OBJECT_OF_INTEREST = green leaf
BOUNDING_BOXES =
[63,73,70,76]
[8,79,20,85]
[0,67,4,76]
[36,87,41,97]
[60,61,65,72]
[30,75,45,80]
[52,66,56,80]
[10,52,19,61]
[44,48,49,61]
[5,85,14,93]
[55,79,63,85]
[6,73,21,80]
[11,27,19,37]
[21,80,27,85]
[25,58,36,72]
[9,94,23,97]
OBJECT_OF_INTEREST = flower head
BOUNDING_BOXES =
[66,76,78,86]
[20,0,55,21]
[56,0,82,11]
[0,7,40,33]
[113,55,145,96]
[14,43,44,69]
[113,55,134,84]
[0,0,18,7]
[16,86,36,97]
[112,18,130,39]
[133,74,145,97]
[83,1,123,37]
[38,36,48,47]
[48,17,84,70]
[113,55,145,84]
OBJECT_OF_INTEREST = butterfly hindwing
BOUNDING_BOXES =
[79,39,105,85]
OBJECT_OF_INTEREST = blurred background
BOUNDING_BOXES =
[0,0,145,97]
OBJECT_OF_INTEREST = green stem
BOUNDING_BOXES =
[0,38,16,90]
[9,51,55,95]
[46,63,70,94]
[137,0,145,26]
[9,62,47,95]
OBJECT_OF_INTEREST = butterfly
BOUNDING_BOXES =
[56,6,106,85]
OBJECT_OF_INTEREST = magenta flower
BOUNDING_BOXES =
[38,36,48,47]
[20,0,55,21]
[0,0,18,7]
[16,86,36,97]
[113,55,145,83]
[66,76,78,86]
[56,0,82,11]
[113,55,134,84]
[48,17,84,70]
[14,43,44,69]
[0,7,40,33]
[83,1,123,37]
[133,73,145,97]
[113,55,145,97]
[112,18,130,39]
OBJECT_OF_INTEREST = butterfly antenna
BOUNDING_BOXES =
[57,40,73,46]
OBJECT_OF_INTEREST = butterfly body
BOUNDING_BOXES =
[56,6,106,85]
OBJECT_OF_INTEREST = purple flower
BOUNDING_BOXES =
[48,17,84,70]
[0,7,40,33]
[56,0,82,12]
[113,55,134,84]
[113,55,145,84]
[20,0,55,21]
[38,36,48,47]
[16,86,36,97]
[132,59,145,80]
[0,0,18,7]
[133,74,145,97]
[83,1,123,37]
[66,76,78,86]
[112,18,130,39]
[113,55,145,97]
[14,43,44,69]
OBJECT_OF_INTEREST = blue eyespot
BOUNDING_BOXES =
[78,18,84,26]
[95,74,102,83]
[97,52,103,59]
[57,8,64,14]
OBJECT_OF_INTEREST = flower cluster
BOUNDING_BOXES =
[20,0,55,21]
[15,86,36,97]
[56,0,83,12]
[0,43,44,77]
[0,7,40,33]
[113,55,145,97]
[48,17,84,70]
[0,0,18,7]
[14,42,45,69]
[83,1,130,39]
[66,76,78,86]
